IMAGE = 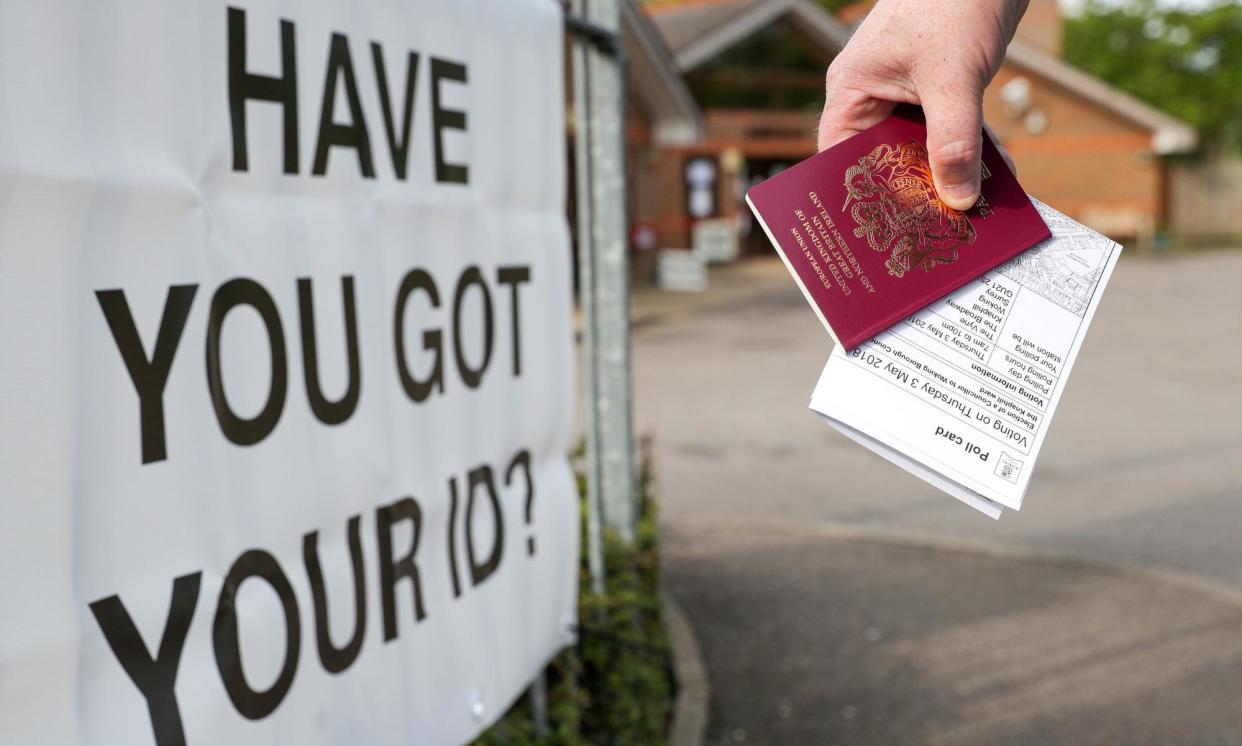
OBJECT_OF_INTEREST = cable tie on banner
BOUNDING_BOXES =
[563,13,625,60]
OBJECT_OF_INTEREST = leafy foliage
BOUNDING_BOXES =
[1063,0,1242,154]
[474,453,673,745]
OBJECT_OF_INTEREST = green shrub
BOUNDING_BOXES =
[475,453,672,745]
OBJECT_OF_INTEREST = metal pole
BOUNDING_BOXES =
[570,0,636,566]
[519,2,633,732]
[529,671,550,738]
[570,0,607,596]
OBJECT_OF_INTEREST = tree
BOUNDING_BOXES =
[1064,0,1242,154]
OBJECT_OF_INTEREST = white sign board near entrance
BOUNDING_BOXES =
[0,2,577,744]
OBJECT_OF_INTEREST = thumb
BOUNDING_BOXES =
[817,91,896,153]
[920,83,985,211]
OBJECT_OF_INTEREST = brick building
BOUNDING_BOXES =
[621,0,1197,269]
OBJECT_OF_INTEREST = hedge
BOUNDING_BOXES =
[474,451,673,745]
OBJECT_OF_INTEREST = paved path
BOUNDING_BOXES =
[666,521,1242,745]
[633,253,1242,744]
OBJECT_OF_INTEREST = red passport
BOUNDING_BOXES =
[746,110,1050,350]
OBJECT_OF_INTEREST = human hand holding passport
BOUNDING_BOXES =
[746,108,1050,351]
[747,109,1122,518]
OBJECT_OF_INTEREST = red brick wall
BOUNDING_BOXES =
[625,60,1165,248]
[631,144,693,249]
[1016,0,1062,57]
[677,89,1163,240]
[985,63,1161,237]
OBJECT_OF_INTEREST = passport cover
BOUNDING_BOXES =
[745,109,1050,350]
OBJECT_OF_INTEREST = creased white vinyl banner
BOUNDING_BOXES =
[0,1,578,744]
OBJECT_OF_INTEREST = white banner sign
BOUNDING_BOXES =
[0,1,578,744]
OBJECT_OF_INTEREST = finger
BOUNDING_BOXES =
[920,82,984,211]
[984,122,1017,176]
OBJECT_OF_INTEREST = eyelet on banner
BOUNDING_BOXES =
[469,689,486,722]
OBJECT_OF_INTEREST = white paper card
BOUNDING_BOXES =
[811,199,1122,516]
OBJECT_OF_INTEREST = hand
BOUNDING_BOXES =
[817,0,1029,210]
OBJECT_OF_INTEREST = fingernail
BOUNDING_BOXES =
[940,181,979,210]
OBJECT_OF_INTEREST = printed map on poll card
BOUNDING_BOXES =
[809,199,1122,518]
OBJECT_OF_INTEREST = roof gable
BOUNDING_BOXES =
[647,0,851,72]
[621,0,704,145]
[642,0,1196,153]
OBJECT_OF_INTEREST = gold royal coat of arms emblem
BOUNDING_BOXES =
[843,139,985,278]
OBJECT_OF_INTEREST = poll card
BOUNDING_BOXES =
[810,199,1122,518]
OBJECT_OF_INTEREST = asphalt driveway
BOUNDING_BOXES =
[635,252,1242,744]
